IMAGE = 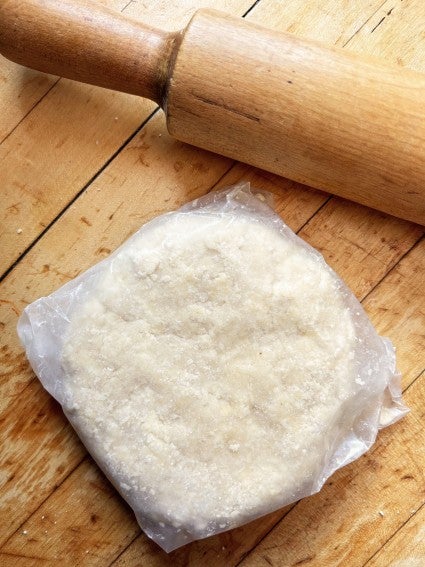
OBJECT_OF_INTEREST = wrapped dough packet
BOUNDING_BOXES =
[18,184,408,552]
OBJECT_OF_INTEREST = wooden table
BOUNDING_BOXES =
[1,1,424,565]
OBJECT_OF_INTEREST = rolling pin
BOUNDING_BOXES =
[1,0,425,224]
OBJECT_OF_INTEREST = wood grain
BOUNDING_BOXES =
[299,199,423,301]
[2,458,140,565]
[0,0,424,565]
[0,61,57,144]
[365,502,425,566]
[362,240,425,387]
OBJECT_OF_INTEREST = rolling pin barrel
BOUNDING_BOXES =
[1,0,424,224]
[168,10,425,224]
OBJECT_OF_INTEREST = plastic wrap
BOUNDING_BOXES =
[18,184,408,552]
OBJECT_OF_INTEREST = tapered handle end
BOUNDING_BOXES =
[0,0,176,104]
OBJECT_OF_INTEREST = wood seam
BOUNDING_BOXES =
[359,233,424,304]
[362,501,425,566]
[0,456,88,551]
[0,78,60,146]
[341,0,388,47]
[242,0,262,18]
[0,107,159,283]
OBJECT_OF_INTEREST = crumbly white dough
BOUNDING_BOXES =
[62,210,356,536]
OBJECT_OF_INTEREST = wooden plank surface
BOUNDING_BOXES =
[0,0,424,566]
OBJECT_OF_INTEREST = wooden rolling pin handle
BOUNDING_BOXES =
[1,1,425,224]
[0,0,176,104]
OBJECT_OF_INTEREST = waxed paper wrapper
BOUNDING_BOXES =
[17,184,408,552]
